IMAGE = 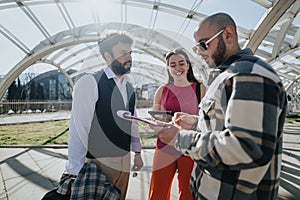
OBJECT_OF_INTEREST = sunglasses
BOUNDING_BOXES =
[192,29,224,53]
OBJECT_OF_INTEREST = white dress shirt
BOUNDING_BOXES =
[64,67,141,175]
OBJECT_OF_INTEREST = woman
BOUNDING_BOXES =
[148,48,205,200]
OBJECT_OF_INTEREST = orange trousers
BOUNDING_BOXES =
[148,146,194,200]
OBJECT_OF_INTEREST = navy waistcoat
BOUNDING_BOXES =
[86,70,135,158]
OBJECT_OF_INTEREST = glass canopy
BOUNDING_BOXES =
[0,0,299,110]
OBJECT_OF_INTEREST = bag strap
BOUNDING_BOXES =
[196,82,201,104]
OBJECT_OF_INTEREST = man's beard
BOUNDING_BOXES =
[211,36,226,68]
[111,59,132,76]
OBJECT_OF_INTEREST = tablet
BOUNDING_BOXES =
[117,110,159,126]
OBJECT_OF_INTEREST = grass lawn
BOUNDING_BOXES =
[2,114,298,146]
[0,120,157,146]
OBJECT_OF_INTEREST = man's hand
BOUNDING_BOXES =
[132,153,143,171]
[149,122,179,145]
[173,112,198,130]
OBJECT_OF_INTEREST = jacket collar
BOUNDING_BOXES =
[218,48,253,72]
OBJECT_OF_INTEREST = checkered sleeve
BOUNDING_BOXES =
[215,75,281,168]
[176,74,284,169]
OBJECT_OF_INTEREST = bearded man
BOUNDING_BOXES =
[63,31,143,200]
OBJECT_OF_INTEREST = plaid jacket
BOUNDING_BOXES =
[175,48,287,199]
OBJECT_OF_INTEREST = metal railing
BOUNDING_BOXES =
[0,100,72,114]
[0,99,153,115]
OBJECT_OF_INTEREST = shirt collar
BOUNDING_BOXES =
[103,66,129,83]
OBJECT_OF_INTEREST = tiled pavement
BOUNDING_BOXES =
[0,112,299,200]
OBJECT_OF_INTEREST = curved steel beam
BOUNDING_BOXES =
[286,74,300,91]
[245,0,296,52]
[0,22,205,99]
[0,0,299,101]
[38,59,74,89]
[0,35,95,99]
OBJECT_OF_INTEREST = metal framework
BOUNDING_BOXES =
[0,0,299,111]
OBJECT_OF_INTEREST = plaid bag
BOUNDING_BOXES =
[57,174,76,195]
[41,174,75,200]
[41,188,70,200]
[70,162,121,200]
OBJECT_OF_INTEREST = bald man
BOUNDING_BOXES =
[150,12,287,200]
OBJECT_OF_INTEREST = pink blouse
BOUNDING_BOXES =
[157,82,199,150]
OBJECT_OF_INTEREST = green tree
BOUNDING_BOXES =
[29,79,36,100]
[36,83,45,100]
[16,77,25,100]
[7,80,17,100]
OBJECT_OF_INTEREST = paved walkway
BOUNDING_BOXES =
[0,108,150,125]
[0,111,71,125]
[0,112,299,199]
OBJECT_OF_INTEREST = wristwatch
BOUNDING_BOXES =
[134,152,141,157]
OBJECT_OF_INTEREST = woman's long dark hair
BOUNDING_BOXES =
[165,48,198,84]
